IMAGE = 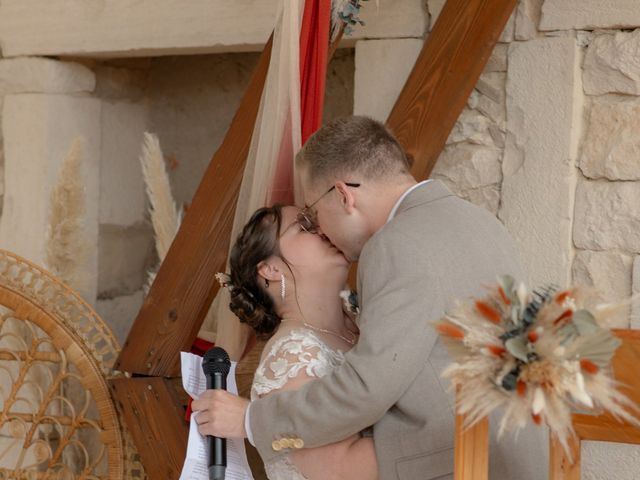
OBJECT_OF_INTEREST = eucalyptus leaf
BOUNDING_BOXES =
[572,310,599,335]
[572,333,621,368]
[498,275,516,300]
[511,306,521,327]
[506,336,529,362]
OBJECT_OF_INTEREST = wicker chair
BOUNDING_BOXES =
[0,249,144,479]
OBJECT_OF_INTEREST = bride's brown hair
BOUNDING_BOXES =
[228,205,283,339]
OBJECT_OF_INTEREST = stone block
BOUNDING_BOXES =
[468,91,506,129]
[354,39,423,122]
[0,0,425,57]
[475,72,505,104]
[99,101,148,226]
[447,110,495,146]
[427,0,446,28]
[572,250,633,327]
[432,144,502,189]
[515,0,543,41]
[484,44,508,73]
[0,94,101,303]
[431,144,501,214]
[355,0,427,40]
[540,0,640,31]
[583,29,640,96]
[96,289,144,346]
[632,256,640,328]
[499,37,581,286]
[0,57,95,95]
[574,179,640,253]
[97,223,155,298]
[579,97,640,180]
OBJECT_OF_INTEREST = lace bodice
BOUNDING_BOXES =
[251,328,345,399]
[251,328,346,480]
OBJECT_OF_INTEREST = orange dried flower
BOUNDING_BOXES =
[498,287,511,305]
[487,345,506,357]
[555,290,571,304]
[517,381,527,397]
[436,323,465,340]
[580,359,599,375]
[553,309,573,325]
[475,300,501,324]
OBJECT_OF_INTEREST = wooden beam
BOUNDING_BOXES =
[109,377,188,479]
[114,36,273,376]
[386,0,518,180]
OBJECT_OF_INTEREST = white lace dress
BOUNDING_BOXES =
[251,328,346,480]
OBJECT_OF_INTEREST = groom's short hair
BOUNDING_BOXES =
[296,116,412,184]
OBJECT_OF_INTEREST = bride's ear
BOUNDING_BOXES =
[257,260,280,283]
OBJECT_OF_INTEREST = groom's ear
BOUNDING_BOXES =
[257,260,280,283]
[335,181,356,213]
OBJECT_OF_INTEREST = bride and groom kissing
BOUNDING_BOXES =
[192,116,545,480]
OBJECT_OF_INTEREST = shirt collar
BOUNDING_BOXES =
[386,180,433,223]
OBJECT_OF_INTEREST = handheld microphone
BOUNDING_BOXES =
[202,346,231,480]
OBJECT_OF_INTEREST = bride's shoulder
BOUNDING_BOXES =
[262,325,335,359]
[252,326,344,398]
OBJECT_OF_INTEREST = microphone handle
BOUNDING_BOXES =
[206,372,227,480]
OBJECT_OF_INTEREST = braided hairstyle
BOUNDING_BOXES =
[228,205,284,339]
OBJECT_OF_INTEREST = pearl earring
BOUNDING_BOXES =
[280,274,286,300]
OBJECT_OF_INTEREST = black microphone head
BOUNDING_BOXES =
[202,346,231,377]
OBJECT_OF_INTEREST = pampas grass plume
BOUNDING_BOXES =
[45,137,90,293]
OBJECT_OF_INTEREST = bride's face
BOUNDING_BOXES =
[276,206,349,275]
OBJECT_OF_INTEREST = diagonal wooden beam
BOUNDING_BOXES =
[387,0,518,181]
[110,377,189,478]
[114,36,273,377]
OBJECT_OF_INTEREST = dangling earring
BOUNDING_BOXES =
[280,274,286,300]
[265,279,269,288]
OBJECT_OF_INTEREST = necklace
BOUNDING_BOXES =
[280,319,358,346]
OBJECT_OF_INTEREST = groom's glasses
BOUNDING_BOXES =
[297,182,361,234]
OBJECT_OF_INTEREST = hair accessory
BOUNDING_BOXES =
[280,274,286,300]
[215,272,234,292]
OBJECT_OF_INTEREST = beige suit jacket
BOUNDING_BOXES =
[250,180,546,479]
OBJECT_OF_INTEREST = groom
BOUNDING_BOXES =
[194,116,545,479]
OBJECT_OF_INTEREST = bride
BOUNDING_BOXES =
[220,204,377,480]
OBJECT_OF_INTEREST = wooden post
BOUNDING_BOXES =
[454,414,489,480]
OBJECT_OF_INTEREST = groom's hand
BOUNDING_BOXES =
[192,390,249,439]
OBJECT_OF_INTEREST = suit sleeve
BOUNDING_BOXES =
[249,232,445,461]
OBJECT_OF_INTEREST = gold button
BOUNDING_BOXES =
[293,438,304,449]
[272,440,283,451]
[283,438,294,449]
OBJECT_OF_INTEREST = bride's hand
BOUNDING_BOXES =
[192,390,249,439]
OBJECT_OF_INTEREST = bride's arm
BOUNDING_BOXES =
[263,372,377,480]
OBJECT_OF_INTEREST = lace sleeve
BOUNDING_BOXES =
[251,329,344,399]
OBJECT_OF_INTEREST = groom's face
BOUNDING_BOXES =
[300,169,367,262]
